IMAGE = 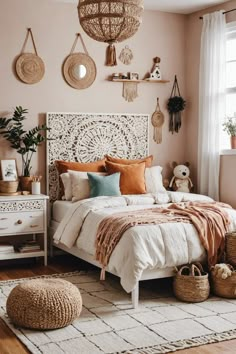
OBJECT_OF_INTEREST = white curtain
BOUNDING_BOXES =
[198,10,226,200]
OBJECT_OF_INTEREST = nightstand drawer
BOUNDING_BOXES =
[0,211,44,235]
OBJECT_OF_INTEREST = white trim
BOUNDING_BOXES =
[220,149,236,155]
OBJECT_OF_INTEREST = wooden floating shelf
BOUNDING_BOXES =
[109,79,170,83]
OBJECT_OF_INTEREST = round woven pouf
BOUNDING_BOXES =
[6,278,82,329]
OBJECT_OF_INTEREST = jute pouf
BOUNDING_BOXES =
[6,278,82,329]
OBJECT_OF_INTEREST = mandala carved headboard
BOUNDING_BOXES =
[47,112,149,203]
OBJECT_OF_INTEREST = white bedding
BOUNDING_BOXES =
[52,201,73,223]
[53,192,236,293]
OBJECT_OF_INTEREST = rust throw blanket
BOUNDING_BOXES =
[96,202,231,272]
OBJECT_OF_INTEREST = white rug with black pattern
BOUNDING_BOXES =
[1,271,236,354]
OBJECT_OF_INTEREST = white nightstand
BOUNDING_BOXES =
[0,194,49,265]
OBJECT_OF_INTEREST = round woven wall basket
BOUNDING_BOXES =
[173,263,210,303]
[16,53,45,84]
[63,53,96,89]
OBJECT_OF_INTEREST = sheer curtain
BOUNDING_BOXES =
[198,10,226,200]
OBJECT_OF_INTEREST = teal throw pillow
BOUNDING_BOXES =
[87,172,121,197]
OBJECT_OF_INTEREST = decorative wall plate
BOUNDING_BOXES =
[16,53,45,84]
[63,52,96,89]
[15,28,45,85]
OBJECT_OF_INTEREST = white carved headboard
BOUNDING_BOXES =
[47,112,149,202]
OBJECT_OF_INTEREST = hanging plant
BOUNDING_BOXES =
[167,75,186,133]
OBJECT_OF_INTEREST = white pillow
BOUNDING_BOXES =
[145,166,166,194]
[68,170,107,202]
[60,173,72,201]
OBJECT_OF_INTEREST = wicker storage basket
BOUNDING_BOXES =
[173,263,210,302]
[0,180,19,193]
[211,264,236,298]
[225,232,236,267]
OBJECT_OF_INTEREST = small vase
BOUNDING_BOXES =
[19,176,33,192]
[231,136,236,149]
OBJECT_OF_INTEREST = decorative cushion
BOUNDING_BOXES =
[105,161,146,195]
[6,278,82,330]
[55,159,106,198]
[68,170,107,202]
[105,155,153,167]
[145,166,166,194]
[60,173,72,200]
[87,172,121,197]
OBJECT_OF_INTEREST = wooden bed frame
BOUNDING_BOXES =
[47,112,175,308]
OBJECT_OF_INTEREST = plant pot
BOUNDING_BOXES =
[231,136,236,149]
[19,176,33,192]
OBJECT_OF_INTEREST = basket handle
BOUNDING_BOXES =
[191,264,202,276]
[177,265,191,275]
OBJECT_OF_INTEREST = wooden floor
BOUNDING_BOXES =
[0,255,236,354]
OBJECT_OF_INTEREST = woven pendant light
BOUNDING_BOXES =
[78,0,144,66]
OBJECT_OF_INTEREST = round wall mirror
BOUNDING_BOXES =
[63,53,96,89]
[73,64,87,79]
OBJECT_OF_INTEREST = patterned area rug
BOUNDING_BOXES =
[1,271,236,354]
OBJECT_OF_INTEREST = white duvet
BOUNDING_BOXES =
[53,192,236,292]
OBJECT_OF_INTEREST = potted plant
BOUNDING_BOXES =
[0,106,50,190]
[223,116,236,149]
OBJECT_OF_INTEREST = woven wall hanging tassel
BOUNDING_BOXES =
[122,82,138,102]
[105,42,117,66]
[151,98,165,144]
[167,75,186,134]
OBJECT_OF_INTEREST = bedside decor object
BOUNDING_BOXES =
[0,180,19,194]
[151,97,164,144]
[167,75,186,133]
[119,45,133,65]
[222,116,236,148]
[225,231,236,266]
[1,159,18,181]
[63,33,96,89]
[169,162,193,193]
[173,263,210,303]
[130,72,139,80]
[78,0,144,66]
[15,28,45,84]
[211,263,236,298]
[148,57,162,80]
[0,107,50,187]
[6,278,82,329]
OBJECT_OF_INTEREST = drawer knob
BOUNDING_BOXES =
[17,220,23,224]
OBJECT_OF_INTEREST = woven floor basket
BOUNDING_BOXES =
[211,265,236,298]
[173,263,210,303]
[226,231,236,267]
[6,278,82,329]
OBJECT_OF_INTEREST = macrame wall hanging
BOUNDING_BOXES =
[122,82,138,102]
[63,33,96,90]
[78,0,143,66]
[167,75,186,134]
[15,28,45,84]
[151,98,165,144]
[119,46,133,65]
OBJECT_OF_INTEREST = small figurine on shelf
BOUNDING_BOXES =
[148,57,162,80]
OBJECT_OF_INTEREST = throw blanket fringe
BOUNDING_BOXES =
[96,202,231,278]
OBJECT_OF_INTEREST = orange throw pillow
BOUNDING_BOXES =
[105,161,146,195]
[55,159,106,197]
[105,155,153,167]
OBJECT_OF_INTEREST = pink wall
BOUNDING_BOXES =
[0,0,187,192]
[185,0,236,207]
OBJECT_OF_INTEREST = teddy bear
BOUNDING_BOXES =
[211,264,232,279]
[169,162,193,193]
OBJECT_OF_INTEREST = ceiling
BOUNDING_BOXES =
[56,0,229,15]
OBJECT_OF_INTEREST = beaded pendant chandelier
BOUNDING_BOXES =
[78,0,144,66]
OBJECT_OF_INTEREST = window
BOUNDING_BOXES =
[221,22,236,150]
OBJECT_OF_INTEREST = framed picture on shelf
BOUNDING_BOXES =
[130,72,139,80]
[1,159,18,181]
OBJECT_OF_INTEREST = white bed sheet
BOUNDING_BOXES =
[52,200,73,223]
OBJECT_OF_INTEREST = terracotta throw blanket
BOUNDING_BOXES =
[96,202,231,275]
